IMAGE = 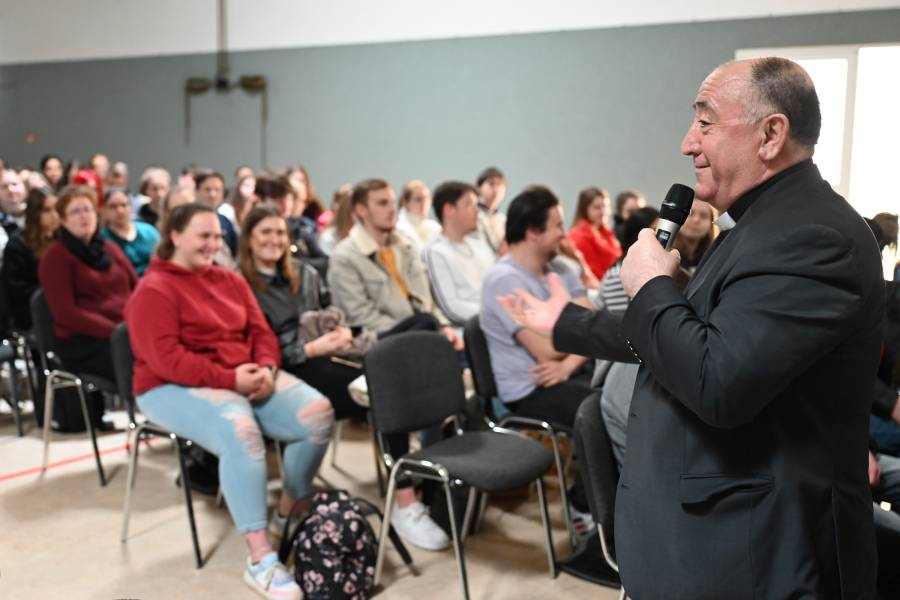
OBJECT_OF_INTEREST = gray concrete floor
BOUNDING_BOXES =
[0,402,619,599]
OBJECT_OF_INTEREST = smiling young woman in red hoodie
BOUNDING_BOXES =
[125,203,333,600]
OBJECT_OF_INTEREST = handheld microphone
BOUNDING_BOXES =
[655,184,695,250]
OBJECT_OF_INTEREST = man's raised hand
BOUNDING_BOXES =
[497,272,571,338]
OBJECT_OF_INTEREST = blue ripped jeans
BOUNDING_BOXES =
[137,371,334,533]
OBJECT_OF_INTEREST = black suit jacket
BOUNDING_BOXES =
[554,161,884,599]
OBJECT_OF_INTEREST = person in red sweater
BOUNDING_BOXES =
[568,186,622,280]
[126,203,332,600]
[38,185,137,427]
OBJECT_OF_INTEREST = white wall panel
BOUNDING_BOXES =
[3,0,900,65]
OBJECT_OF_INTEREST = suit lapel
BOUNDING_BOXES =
[685,228,735,301]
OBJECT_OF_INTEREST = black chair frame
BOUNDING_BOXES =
[111,323,206,568]
[366,332,557,600]
[463,315,577,547]
[31,290,111,486]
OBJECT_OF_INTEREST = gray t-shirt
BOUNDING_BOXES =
[480,255,585,403]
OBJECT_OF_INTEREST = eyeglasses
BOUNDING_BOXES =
[65,205,95,217]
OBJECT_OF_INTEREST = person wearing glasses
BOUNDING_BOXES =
[38,184,137,427]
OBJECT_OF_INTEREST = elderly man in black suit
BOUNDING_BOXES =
[501,58,884,599]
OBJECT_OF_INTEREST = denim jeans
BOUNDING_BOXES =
[137,371,334,533]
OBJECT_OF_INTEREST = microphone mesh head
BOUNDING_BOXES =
[659,184,694,226]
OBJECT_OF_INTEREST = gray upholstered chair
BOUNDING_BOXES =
[366,331,557,600]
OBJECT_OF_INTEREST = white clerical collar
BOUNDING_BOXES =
[715,212,737,232]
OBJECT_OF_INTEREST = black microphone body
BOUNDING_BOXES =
[655,184,695,250]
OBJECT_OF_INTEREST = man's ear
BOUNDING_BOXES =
[352,202,367,222]
[758,113,790,161]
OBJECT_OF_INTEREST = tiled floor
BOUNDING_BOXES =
[0,402,620,599]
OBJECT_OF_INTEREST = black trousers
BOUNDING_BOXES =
[284,356,366,421]
[50,335,113,431]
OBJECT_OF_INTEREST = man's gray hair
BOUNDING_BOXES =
[744,57,821,150]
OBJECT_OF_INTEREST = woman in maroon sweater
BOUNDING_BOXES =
[126,204,332,600]
[38,185,137,382]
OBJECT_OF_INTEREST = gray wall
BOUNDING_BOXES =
[2,9,900,212]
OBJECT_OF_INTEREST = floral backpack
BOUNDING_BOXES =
[279,490,412,600]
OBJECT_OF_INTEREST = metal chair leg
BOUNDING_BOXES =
[474,491,489,534]
[550,432,575,547]
[77,381,107,486]
[444,478,470,600]
[121,426,145,542]
[461,487,478,543]
[176,438,204,569]
[4,356,23,437]
[330,419,344,468]
[41,373,55,472]
[368,412,386,496]
[374,462,401,587]
[536,477,557,578]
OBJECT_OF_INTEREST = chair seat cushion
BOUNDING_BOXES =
[407,430,553,492]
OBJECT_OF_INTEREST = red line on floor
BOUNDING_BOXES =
[0,437,163,483]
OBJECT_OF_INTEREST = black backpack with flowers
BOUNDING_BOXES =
[279,490,412,600]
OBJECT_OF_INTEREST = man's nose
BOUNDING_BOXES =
[680,124,699,156]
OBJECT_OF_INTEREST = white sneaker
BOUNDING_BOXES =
[391,501,451,551]
[569,504,596,543]
[243,552,301,600]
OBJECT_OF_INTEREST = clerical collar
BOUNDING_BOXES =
[715,159,813,231]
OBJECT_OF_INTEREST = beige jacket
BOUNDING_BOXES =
[327,224,448,332]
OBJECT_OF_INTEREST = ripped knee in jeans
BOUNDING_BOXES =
[297,398,334,445]
[221,411,265,460]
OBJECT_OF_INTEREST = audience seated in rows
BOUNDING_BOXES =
[38,184,137,427]
[1,188,60,330]
[422,181,495,328]
[611,189,645,243]
[328,178,460,346]
[599,207,659,314]
[672,198,716,273]
[136,167,171,227]
[479,185,595,536]
[100,188,159,276]
[318,184,353,256]
[286,164,327,230]
[238,205,364,421]
[568,186,621,281]
[125,203,333,600]
[0,169,27,257]
[474,166,507,256]
[395,179,441,250]
[40,155,65,192]
[195,171,238,258]
[255,175,328,276]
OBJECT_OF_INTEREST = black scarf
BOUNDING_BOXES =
[60,228,111,271]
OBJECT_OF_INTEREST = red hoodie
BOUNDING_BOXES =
[125,257,281,395]
[569,219,622,280]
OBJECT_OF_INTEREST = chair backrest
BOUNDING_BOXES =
[462,315,498,401]
[29,289,56,358]
[364,330,465,435]
[110,323,136,422]
[573,392,619,552]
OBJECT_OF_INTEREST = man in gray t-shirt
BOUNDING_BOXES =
[479,186,594,429]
